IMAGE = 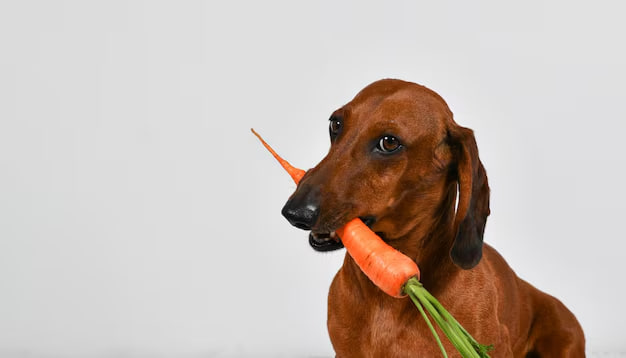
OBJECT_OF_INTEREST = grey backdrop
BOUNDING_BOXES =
[1,1,625,357]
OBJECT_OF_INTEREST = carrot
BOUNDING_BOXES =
[337,218,420,297]
[252,128,493,358]
[251,128,418,297]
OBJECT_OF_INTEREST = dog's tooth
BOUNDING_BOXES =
[330,231,336,239]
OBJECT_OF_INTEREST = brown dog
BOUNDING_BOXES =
[281,79,585,357]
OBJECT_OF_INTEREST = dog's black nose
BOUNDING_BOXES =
[282,195,320,231]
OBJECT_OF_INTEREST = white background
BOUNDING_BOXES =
[1,1,625,357]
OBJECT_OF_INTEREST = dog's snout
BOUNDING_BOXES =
[282,190,320,231]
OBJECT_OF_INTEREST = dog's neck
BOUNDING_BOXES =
[341,181,461,296]
[411,181,460,293]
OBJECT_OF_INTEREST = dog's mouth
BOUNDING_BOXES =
[308,231,342,251]
[309,216,377,252]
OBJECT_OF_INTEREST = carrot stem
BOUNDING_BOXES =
[412,283,477,358]
[405,277,491,358]
[421,287,494,356]
[409,286,448,358]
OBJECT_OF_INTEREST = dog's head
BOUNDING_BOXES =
[282,79,490,269]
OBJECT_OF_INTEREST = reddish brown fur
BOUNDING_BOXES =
[295,79,585,357]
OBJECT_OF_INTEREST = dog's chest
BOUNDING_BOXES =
[328,284,447,356]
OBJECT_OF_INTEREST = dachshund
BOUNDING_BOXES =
[281,79,585,357]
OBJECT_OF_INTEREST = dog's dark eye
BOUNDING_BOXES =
[376,136,402,153]
[329,116,343,140]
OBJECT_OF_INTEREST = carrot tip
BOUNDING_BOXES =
[251,128,306,184]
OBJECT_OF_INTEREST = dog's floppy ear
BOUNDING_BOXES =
[448,125,490,269]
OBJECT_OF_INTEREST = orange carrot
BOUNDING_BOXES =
[251,128,419,297]
[252,128,493,357]
[337,219,420,297]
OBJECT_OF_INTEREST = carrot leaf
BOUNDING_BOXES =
[404,277,492,358]
[408,288,448,358]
